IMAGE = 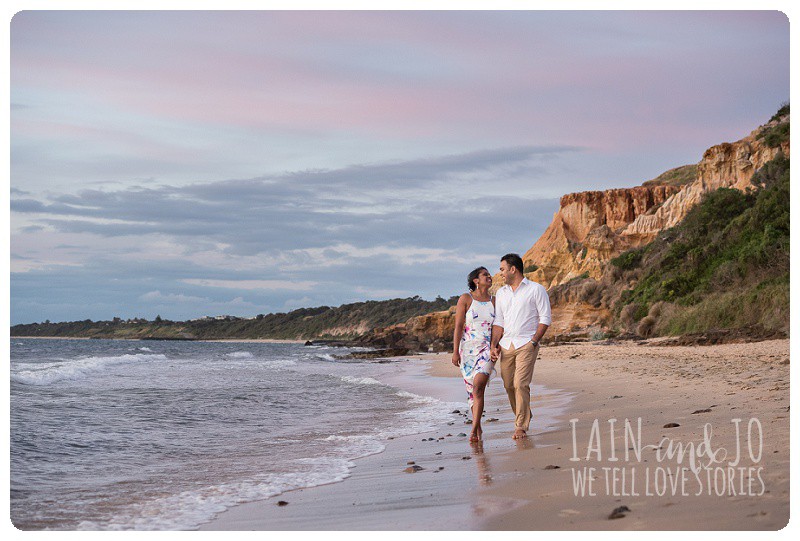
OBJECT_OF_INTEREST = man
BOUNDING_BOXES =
[490,253,551,439]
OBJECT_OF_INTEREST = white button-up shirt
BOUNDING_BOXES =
[493,278,552,349]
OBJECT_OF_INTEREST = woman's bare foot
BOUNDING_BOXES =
[469,425,483,442]
[512,428,527,439]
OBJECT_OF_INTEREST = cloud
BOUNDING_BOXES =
[11,146,568,259]
[180,279,318,292]
[139,290,208,303]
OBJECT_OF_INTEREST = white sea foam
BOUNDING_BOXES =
[225,351,253,359]
[77,459,354,531]
[316,353,337,361]
[339,375,383,386]
[395,390,439,404]
[137,347,153,352]
[11,353,168,386]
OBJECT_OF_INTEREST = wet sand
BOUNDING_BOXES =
[200,339,789,530]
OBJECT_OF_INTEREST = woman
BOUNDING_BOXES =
[451,266,496,442]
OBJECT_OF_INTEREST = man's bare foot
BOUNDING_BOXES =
[512,428,527,439]
[469,426,482,442]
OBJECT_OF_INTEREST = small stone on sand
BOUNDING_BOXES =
[608,505,630,519]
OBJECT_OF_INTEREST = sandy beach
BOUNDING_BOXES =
[200,338,789,530]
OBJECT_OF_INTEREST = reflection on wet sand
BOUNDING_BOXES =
[470,441,493,486]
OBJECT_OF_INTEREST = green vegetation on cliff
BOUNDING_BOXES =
[11,296,459,340]
[642,164,698,188]
[614,139,789,336]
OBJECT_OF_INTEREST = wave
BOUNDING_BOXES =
[11,353,168,386]
[225,351,253,359]
[339,375,383,386]
[76,458,354,531]
[137,347,153,352]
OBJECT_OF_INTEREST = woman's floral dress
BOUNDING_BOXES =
[459,295,496,406]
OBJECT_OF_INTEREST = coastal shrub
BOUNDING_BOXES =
[656,276,789,336]
[642,164,698,188]
[579,280,602,306]
[760,122,789,148]
[647,301,664,320]
[769,102,789,122]
[637,316,657,338]
[611,249,642,271]
[589,329,608,341]
[620,303,643,329]
[568,272,590,283]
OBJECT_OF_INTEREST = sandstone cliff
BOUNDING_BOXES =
[509,114,790,291]
[513,185,681,290]
[622,119,789,244]
[360,114,789,350]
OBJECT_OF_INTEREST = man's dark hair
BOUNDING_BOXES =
[501,253,524,274]
[467,266,488,292]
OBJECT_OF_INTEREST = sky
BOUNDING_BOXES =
[8,9,790,324]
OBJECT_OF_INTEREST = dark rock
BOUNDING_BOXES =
[277,500,289,506]
[608,505,630,519]
[544,465,561,470]
[611,395,623,399]
[465,420,472,424]
[691,408,712,414]
[438,466,445,470]
[457,433,467,437]
[407,461,415,465]
[304,340,314,346]
[663,423,680,428]
[462,456,471,460]
[452,410,461,414]
[404,465,425,473]
[435,452,442,455]
[486,418,499,422]
[348,348,409,359]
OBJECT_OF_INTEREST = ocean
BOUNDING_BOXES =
[10,338,464,530]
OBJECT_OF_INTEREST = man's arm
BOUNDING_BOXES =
[532,284,552,344]
[531,323,549,344]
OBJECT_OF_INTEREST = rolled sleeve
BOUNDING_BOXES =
[535,285,552,326]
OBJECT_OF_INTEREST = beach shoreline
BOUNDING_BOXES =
[199,338,789,530]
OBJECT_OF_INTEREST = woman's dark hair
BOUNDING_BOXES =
[467,267,488,292]
[501,253,524,274]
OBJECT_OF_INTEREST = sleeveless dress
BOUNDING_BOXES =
[459,294,496,406]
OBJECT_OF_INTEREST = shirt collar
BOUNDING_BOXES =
[502,277,530,291]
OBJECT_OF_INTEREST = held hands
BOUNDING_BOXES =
[451,352,461,367]
[490,346,501,361]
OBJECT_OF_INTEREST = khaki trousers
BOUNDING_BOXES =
[500,341,539,431]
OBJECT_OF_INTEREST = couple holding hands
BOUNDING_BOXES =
[451,253,552,442]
